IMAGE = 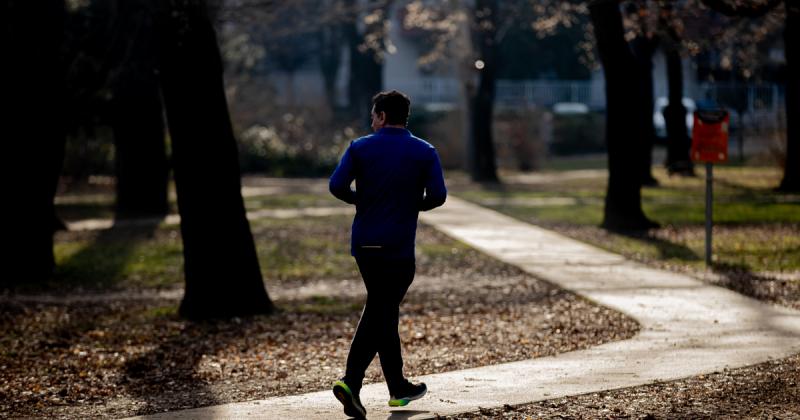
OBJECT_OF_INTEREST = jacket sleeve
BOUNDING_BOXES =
[329,142,357,204]
[420,148,447,211]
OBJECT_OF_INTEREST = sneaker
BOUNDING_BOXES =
[388,381,427,407]
[333,379,366,419]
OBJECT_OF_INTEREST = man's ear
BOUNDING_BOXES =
[378,111,387,124]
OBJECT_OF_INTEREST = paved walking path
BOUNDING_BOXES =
[129,196,800,420]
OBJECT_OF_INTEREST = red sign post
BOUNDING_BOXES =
[691,109,730,267]
[692,110,730,163]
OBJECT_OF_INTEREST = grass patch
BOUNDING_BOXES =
[143,304,179,319]
[251,216,358,282]
[43,212,489,292]
[49,227,184,291]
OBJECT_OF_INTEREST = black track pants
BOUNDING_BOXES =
[344,254,415,396]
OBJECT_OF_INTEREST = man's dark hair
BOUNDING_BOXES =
[372,90,411,126]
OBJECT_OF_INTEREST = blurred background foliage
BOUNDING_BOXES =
[52,0,793,185]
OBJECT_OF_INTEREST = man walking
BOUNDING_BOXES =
[330,90,447,418]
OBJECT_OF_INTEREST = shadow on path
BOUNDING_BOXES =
[120,320,228,416]
[615,230,701,262]
[711,261,800,311]
[386,409,430,419]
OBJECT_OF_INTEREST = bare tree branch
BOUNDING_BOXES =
[700,0,781,17]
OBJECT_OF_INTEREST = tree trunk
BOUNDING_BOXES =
[112,72,169,219]
[663,46,694,175]
[345,0,384,121]
[157,0,273,319]
[468,0,499,183]
[630,35,659,186]
[344,15,360,117]
[779,0,799,191]
[2,0,66,285]
[589,0,658,231]
[319,25,342,112]
[109,0,169,219]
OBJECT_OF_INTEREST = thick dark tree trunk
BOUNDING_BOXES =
[110,0,169,219]
[157,0,273,319]
[630,35,659,186]
[589,0,657,230]
[2,0,66,285]
[663,46,694,175]
[468,0,499,183]
[112,72,169,219]
[779,1,799,191]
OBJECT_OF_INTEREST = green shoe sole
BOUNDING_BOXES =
[333,380,366,419]
[388,383,427,407]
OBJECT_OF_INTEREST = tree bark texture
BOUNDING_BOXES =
[468,0,499,183]
[2,0,66,285]
[779,0,799,191]
[156,0,274,319]
[589,0,657,230]
[630,35,659,186]
[663,45,694,175]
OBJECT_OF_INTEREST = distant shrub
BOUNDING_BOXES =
[237,111,359,177]
[494,107,547,171]
[407,106,464,170]
[408,105,549,171]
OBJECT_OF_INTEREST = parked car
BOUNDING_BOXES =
[553,102,589,115]
[550,102,605,156]
[653,97,696,141]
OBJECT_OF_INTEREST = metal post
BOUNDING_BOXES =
[705,162,713,267]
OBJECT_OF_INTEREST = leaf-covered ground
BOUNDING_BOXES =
[0,223,638,419]
[445,354,800,419]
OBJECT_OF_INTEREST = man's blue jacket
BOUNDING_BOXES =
[329,127,447,259]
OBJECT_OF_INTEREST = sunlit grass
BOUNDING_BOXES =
[52,227,184,290]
